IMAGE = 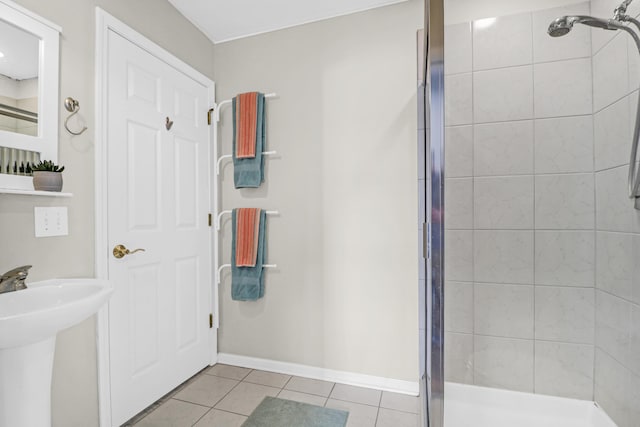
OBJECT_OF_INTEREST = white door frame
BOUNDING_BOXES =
[94,9,217,427]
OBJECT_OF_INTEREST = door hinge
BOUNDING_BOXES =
[207,108,214,125]
[208,213,212,227]
[423,222,429,260]
[209,313,213,328]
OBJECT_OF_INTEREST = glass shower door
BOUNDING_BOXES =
[419,0,445,426]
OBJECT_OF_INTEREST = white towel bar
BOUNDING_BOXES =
[216,209,278,231]
[217,263,277,284]
[216,151,277,175]
[214,92,277,122]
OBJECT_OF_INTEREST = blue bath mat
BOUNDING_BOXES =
[242,396,349,427]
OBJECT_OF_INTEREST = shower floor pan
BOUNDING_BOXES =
[444,383,617,427]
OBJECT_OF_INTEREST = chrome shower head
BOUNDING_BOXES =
[548,15,624,37]
[548,16,573,37]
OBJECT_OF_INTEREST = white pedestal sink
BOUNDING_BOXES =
[0,279,113,427]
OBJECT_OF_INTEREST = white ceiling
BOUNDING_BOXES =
[168,0,409,44]
[0,19,39,80]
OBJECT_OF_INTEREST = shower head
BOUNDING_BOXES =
[548,15,625,37]
[548,17,573,37]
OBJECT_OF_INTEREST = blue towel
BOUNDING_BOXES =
[231,209,266,300]
[232,93,265,188]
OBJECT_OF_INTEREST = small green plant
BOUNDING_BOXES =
[32,160,64,173]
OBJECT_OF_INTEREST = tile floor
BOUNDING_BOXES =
[127,364,420,427]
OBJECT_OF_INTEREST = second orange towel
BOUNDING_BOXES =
[235,208,261,267]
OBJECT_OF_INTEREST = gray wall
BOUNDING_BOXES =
[213,0,422,382]
[590,0,640,425]
[444,2,598,400]
[0,0,214,425]
[1,0,423,424]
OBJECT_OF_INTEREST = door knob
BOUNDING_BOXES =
[113,244,146,259]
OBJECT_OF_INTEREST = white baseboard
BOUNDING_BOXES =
[217,353,419,396]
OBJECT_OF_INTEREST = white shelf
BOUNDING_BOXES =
[0,188,73,197]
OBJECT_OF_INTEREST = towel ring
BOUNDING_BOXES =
[64,97,88,136]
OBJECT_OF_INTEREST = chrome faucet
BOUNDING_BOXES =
[0,265,32,294]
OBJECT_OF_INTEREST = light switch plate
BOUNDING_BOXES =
[34,207,69,237]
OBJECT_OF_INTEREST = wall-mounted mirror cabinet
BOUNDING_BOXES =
[0,0,60,191]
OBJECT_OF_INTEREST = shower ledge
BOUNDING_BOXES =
[444,382,617,427]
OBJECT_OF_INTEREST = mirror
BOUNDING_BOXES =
[0,19,39,138]
[0,0,60,191]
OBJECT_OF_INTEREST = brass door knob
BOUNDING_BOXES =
[113,244,146,259]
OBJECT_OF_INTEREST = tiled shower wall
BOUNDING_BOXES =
[590,0,640,425]
[443,2,599,400]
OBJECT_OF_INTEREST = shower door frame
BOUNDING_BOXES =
[421,0,445,426]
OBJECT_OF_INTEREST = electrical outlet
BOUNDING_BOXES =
[34,207,69,237]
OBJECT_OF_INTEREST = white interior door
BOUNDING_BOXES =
[105,30,213,426]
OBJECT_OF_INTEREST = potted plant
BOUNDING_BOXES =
[32,160,65,192]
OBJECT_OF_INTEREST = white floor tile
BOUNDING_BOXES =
[244,369,291,388]
[379,391,419,414]
[135,399,209,427]
[173,375,238,407]
[330,384,381,406]
[206,364,251,380]
[326,398,378,427]
[277,389,328,406]
[376,408,419,427]
[284,376,335,397]
[214,381,279,416]
[193,409,247,427]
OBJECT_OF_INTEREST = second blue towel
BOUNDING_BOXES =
[231,209,266,300]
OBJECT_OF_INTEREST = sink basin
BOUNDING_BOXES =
[0,278,113,348]
[0,278,113,427]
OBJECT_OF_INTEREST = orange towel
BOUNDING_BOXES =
[235,208,261,267]
[235,92,259,159]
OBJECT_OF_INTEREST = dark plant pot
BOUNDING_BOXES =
[33,171,63,192]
